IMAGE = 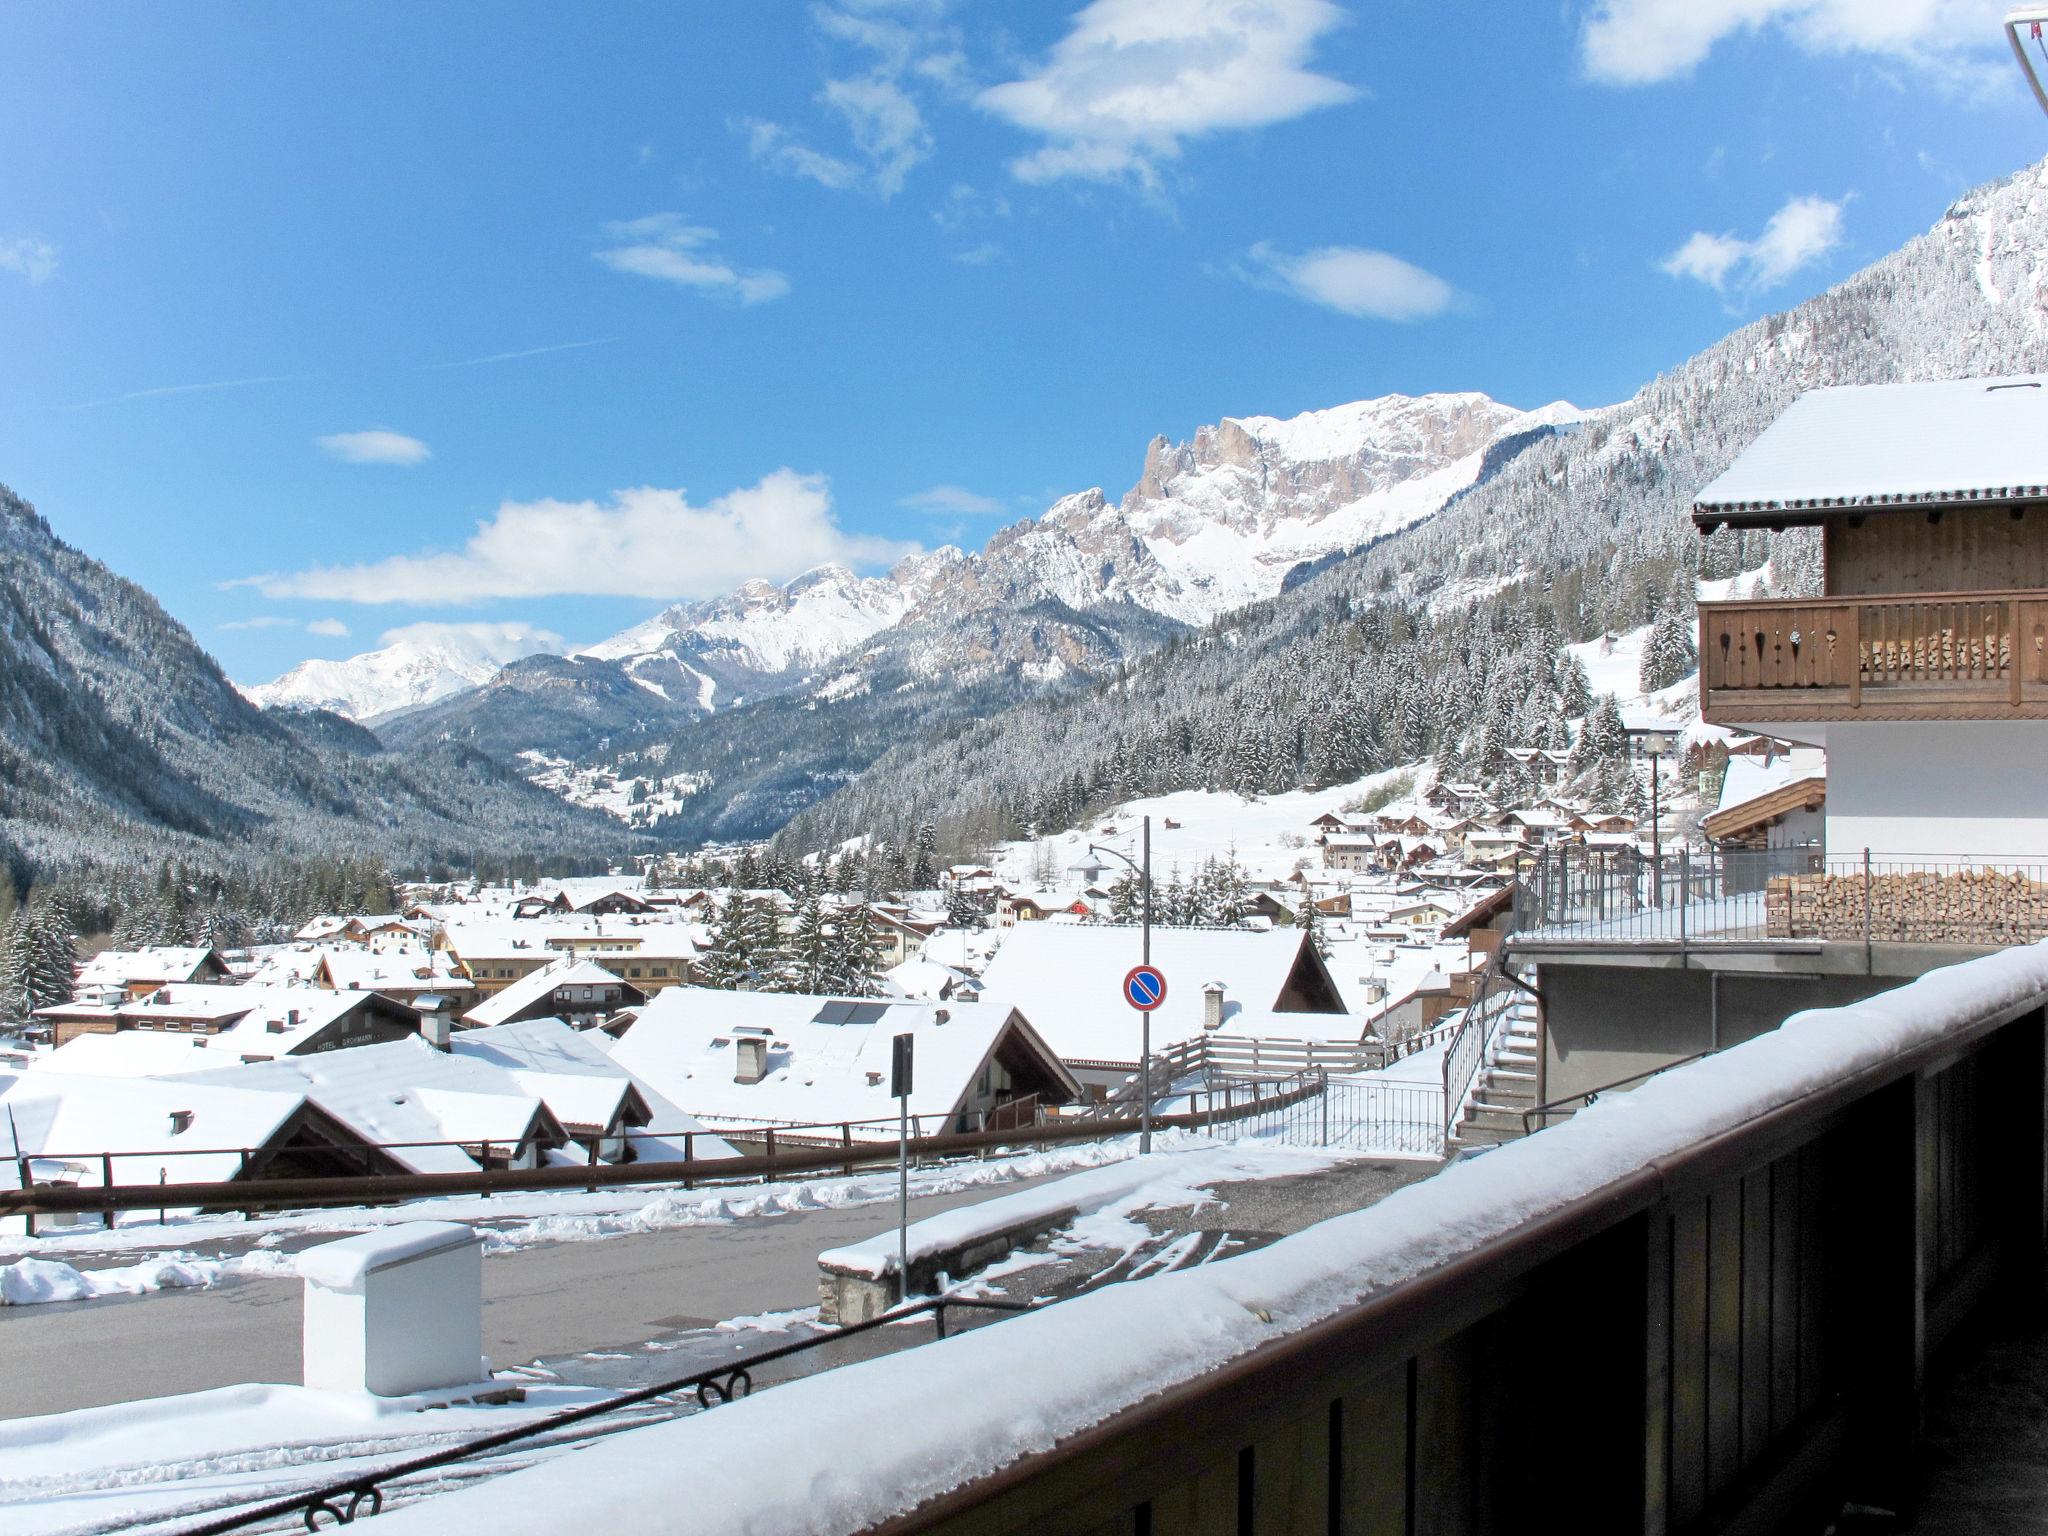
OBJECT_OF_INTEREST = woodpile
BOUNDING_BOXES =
[1766,870,2048,945]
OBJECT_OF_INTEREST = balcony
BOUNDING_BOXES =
[1698,590,2048,725]
[1511,845,2048,950]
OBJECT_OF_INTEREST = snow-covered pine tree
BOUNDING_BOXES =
[23,894,74,1013]
[0,905,29,1024]
[1299,893,1329,959]
[787,893,833,994]
[1639,608,1699,693]
[910,823,938,891]
[697,894,753,990]
[743,896,787,989]
[829,903,887,996]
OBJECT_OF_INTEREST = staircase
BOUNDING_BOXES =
[1447,998,1543,1152]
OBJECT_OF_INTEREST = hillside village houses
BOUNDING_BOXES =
[0,823,1524,1193]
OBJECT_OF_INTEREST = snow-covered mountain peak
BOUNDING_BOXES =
[245,623,564,722]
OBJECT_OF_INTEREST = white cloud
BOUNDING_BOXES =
[594,215,790,305]
[237,470,917,605]
[901,483,1005,514]
[977,0,1357,189]
[305,618,353,638]
[738,5,947,199]
[1241,242,1459,322]
[219,615,297,632]
[1662,194,1846,293]
[1581,0,2005,87]
[377,620,566,661]
[316,430,433,467]
[0,235,56,285]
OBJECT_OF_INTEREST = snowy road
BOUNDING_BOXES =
[1,1175,1072,1421]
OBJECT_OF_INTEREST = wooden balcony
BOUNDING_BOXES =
[1699,589,2048,724]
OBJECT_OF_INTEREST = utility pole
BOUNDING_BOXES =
[1141,814,1152,1155]
[1090,817,1157,1155]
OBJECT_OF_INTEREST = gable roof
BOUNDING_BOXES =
[1694,376,2048,523]
[74,947,227,991]
[974,925,1345,1066]
[610,988,1077,1135]
[451,1017,734,1155]
[0,1073,311,1187]
[463,957,641,1027]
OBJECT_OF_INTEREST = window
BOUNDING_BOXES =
[650,966,669,979]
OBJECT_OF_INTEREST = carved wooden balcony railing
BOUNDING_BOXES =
[1698,590,2048,722]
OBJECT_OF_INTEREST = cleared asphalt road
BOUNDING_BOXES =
[0,1179,1057,1420]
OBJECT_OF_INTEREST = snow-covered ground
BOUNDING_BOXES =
[0,1137,1168,1307]
[0,1380,630,1536]
[991,764,1424,890]
[516,751,708,827]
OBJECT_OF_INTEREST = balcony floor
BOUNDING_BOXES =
[1842,1289,2048,1532]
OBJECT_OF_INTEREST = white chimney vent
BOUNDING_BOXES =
[420,1013,451,1051]
[1203,982,1226,1032]
[734,1035,769,1084]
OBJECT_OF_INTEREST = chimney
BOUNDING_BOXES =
[734,1035,769,1084]
[420,1013,451,1051]
[1203,982,1225,1031]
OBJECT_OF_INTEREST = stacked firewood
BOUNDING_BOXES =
[1766,870,2048,945]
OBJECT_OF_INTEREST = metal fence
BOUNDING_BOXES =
[1511,845,2048,948]
[1224,1071,1446,1157]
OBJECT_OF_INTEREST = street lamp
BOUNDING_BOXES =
[1639,731,1672,905]
[1088,816,1153,1154]
[2007,8,2048,115]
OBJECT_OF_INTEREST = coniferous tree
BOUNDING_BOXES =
[787,893,834,994]
[697,894,753,990]
[829,903,888,996]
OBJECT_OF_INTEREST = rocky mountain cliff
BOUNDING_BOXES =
[782,158,2048,854]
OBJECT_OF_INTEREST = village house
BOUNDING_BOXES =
[461,957,648,1034]
[610,988,1084,1141]
[974,925,1349,1087]
[31,984,421,1054]
[70,946,232,1006]
[0,1075,430,1233]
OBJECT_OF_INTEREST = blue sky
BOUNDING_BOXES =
[1,0,2041,683]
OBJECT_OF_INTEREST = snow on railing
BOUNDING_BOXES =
[355,942,2048,1536]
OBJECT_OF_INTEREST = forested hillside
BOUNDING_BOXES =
[0,487,637,899]
[779,160,2048,855]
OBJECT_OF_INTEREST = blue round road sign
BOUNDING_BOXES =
[1123,964,1167,1012]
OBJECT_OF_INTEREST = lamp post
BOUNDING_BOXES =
[1089,816,1153,1154]
[1639,731,1672,906]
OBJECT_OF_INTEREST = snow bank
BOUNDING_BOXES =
[819,1141,1332,1280]
[1,1253,223,1306]
[362,943,2048,1536]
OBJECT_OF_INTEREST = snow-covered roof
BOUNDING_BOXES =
[451,1016,733,1152]
[1717,745,1827,812]
[610,988,1073,1134]
[33,985,407,1059]
[320,949,468,996]
[178,1038,541,1170]
[463,957,638,1027]
[1694,376,2048,519]
[974,925,1342,1066]
[74,947,224,991]
[0,1073,309,1188]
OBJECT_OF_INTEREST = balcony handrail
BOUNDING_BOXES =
[1699,585,2048,610]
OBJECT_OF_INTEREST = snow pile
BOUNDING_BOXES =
[1,1253,225,1306]
[820,1141,1335,1280]
[362,943,2048,1536]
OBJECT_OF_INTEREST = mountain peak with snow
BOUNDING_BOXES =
[245,623,566,722]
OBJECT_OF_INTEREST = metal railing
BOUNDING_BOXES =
[161,1292,1037,1536]
[1232,1070,1446,1157]
[0,1076,1334,1228]
[1440,966,1521,1141]
[1511,845,2048,949]
[1519,1049,1716,1134]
